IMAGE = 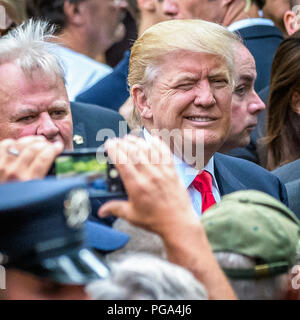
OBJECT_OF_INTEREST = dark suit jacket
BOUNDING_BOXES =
[75,51,130,112]
[272,159,300,218]
[70,101,129,149]
[214,153,288,206]
[236,25,283,93]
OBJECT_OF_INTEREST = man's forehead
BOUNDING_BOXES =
[235,47,256,79]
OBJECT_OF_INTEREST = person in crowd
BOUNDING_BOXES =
[161,0,283,93]
[124,19,288,217]
[99,135,300,300]
[263,30,300,170]
[259,0,300,103]
[0,177,129,300]
[28,0,127,100]
[263,0,290,36]
[0,19,127,182]
[87,253,208,300]
[76,0,170,111]
[202,190,300,300]
[273,158,300,218]
[218,42,265,157]
[99,135,237,300]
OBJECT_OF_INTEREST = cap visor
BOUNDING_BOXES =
[84,220,129,252]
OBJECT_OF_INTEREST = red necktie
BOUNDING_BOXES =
[192,170,216,214]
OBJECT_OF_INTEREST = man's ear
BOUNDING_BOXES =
[132,85,153,119]
[63,0,86,26]
[291,91,300,116]
[221,0,234,8]
[284,10,298,36]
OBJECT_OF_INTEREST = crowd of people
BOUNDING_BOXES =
[0,0,300,300]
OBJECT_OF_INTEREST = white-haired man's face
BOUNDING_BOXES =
[0,63,73,150]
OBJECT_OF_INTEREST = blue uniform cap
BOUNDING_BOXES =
[0,177,129,284]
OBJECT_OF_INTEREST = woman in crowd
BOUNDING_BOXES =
[265,30,300,170]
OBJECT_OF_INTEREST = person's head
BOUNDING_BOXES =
[220,43,265,152]
[129,0,171,35]
[265,30,300,170]
[202,190,300,300]
[0,0,27,36]
[129,19,239,165]
[283,0,300,35]
[0,19,73,150]
[263,0,290,36]
[86,253,208,299]
[28,0,127,57]
[161,0,265,25]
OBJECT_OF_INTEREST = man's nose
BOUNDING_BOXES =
[194,81,216,108]
[36,113,59,140]
[162,0,179,18]
[248,93,266,114]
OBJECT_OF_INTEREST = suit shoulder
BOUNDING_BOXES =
[215,153,277,178]
[71,101,124,121]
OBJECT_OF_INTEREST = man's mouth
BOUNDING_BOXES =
[184,116,217,122]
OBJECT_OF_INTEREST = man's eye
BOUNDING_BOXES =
[177,83,194,90]
[18,116,35,122]
[234,86,247,96]
[51,110,66,118]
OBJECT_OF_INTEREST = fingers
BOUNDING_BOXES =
[27,141,64,179]
[98,200,130,220]
[0,136,64,182]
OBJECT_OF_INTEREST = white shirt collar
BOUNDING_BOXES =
[143,128,219,191]
[228,18,275,32]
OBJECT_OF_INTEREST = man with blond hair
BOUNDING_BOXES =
[127,19,287,216]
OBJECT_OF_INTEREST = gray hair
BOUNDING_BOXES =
[106,219,167,263]
[86,254,208,300]
[214,252,289,300]
[0,19,65,82]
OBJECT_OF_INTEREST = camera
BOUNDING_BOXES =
[48,147,126,198]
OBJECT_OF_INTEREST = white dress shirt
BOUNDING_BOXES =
[144,129,221,216]
[228,18,275,32]
[56,46,112,101]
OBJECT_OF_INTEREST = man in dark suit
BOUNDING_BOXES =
[0,20,128,182]
[71,101,127,149]
[126,19,288,216]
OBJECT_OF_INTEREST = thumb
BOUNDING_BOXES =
[98,200,131,219]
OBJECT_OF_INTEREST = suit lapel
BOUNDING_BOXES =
[214,154,248,196]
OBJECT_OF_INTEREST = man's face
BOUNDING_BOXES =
[0,63,73,150]
[161,0,224,21]
[83,0,127,51]
[140,51,232,158]
[0,269,88,300]
[227,45,265,149]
